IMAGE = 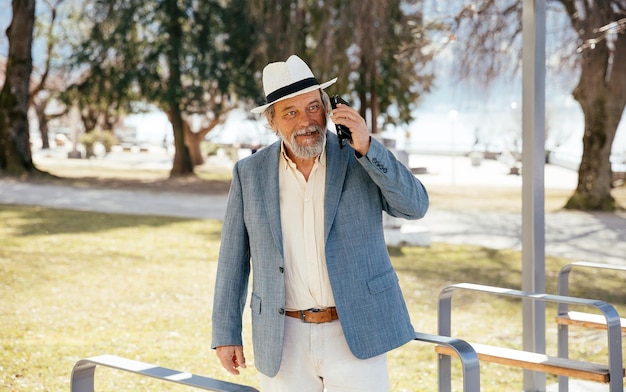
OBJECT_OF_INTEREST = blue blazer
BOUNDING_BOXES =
[211,132,429,377]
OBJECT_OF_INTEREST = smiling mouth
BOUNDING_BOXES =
[297,127,321,137]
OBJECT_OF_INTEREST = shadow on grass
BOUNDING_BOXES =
[390,244,523,289]
[30,170,232,195]
[389,243,625,306]
[0,205,222,239]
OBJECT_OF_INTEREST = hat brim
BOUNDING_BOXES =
[250,78,337,114]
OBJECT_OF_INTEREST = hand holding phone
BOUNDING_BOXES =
[330,95,353,149]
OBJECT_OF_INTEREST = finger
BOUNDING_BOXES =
[234,346,247,370]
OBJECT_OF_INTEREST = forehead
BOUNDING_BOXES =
[274,90,321,111]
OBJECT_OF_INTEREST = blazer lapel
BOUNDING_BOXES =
[261,142,284,257]
[324,132,349,241]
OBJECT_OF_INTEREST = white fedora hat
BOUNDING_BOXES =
[251,55,337,114]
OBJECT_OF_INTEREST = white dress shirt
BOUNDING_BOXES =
[279,143,336,311]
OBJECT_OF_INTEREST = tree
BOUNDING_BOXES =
[30,0,67,150]
[0,0,38,176]
[249,0,435,134]
[448,0,626,210]
[63,1,152,142]
[561,1,626,210]
[350,0,435,133]
[70,0,260,176]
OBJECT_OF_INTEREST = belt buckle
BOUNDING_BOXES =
[302,308,322,323]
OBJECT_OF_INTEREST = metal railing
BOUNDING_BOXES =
[70,332,481,392]
[414,331,480,392]
[557,261,626,392]
[70,354,259,392]
[438,283,623,392]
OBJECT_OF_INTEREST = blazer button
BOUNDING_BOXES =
[278,308,285,315]
[279,266,284,273]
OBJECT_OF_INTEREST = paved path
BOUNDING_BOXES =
[422,208,626,265]
[0,152,626,264]
[0,178,228,220]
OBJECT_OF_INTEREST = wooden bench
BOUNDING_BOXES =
[556,310,626,331]
[556,261,626,331]
[436,283,624,392]
[555,261,626,391]
[435,343,621,383]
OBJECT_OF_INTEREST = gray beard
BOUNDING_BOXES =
[281,126,326,160]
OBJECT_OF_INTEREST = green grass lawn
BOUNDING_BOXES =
[1,205,624,391]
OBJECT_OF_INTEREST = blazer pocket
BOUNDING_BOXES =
[250,292,262,315]
[367,268,398,295]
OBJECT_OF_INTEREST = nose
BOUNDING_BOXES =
[298,111,318,129]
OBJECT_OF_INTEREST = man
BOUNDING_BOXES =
[211,55,429,391]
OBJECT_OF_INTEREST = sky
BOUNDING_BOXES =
[0,3,10,54]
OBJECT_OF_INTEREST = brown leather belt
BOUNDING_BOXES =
[285,307,338,323]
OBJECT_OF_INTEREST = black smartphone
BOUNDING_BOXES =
[330,95,353,149]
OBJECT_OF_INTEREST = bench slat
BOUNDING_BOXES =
[435,343,624,383]
[556,311,626,332]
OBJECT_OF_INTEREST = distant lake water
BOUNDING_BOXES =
[392,102,626,172]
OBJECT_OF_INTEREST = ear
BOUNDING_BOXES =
[265,116,274,129]
[265,115,279,135]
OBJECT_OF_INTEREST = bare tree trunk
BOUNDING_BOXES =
[80,107,99,133]
[164,0,194,177]
[168,108,194,176]
[35,103,51,150]
[564,4,626,210]
[370,66,379,134]
[183,120,204,167]
[0,0,38,176]
[29,1,61,152]
[354,0,387,134]
[183,111,230,167]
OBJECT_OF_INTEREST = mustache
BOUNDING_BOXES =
[293,125,324,136]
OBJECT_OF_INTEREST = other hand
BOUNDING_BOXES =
[216,345,246,375]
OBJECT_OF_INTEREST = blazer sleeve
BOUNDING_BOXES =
[211,162,251,349]
[356,137,429,220]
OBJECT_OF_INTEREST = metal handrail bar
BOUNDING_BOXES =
[437,283,623,392]
[556,261,626,392]
[414,331,480,392]
[71,339,479,392]
[556,261,626,313]
[70,354,259,392]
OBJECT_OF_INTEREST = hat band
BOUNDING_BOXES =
[266,77,319,104]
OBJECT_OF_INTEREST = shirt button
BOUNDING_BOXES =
[278,308,285,315]
[279,266,284,273]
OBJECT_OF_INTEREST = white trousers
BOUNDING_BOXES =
[259,316,389,392]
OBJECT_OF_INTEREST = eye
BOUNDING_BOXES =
[308,104,321,112]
